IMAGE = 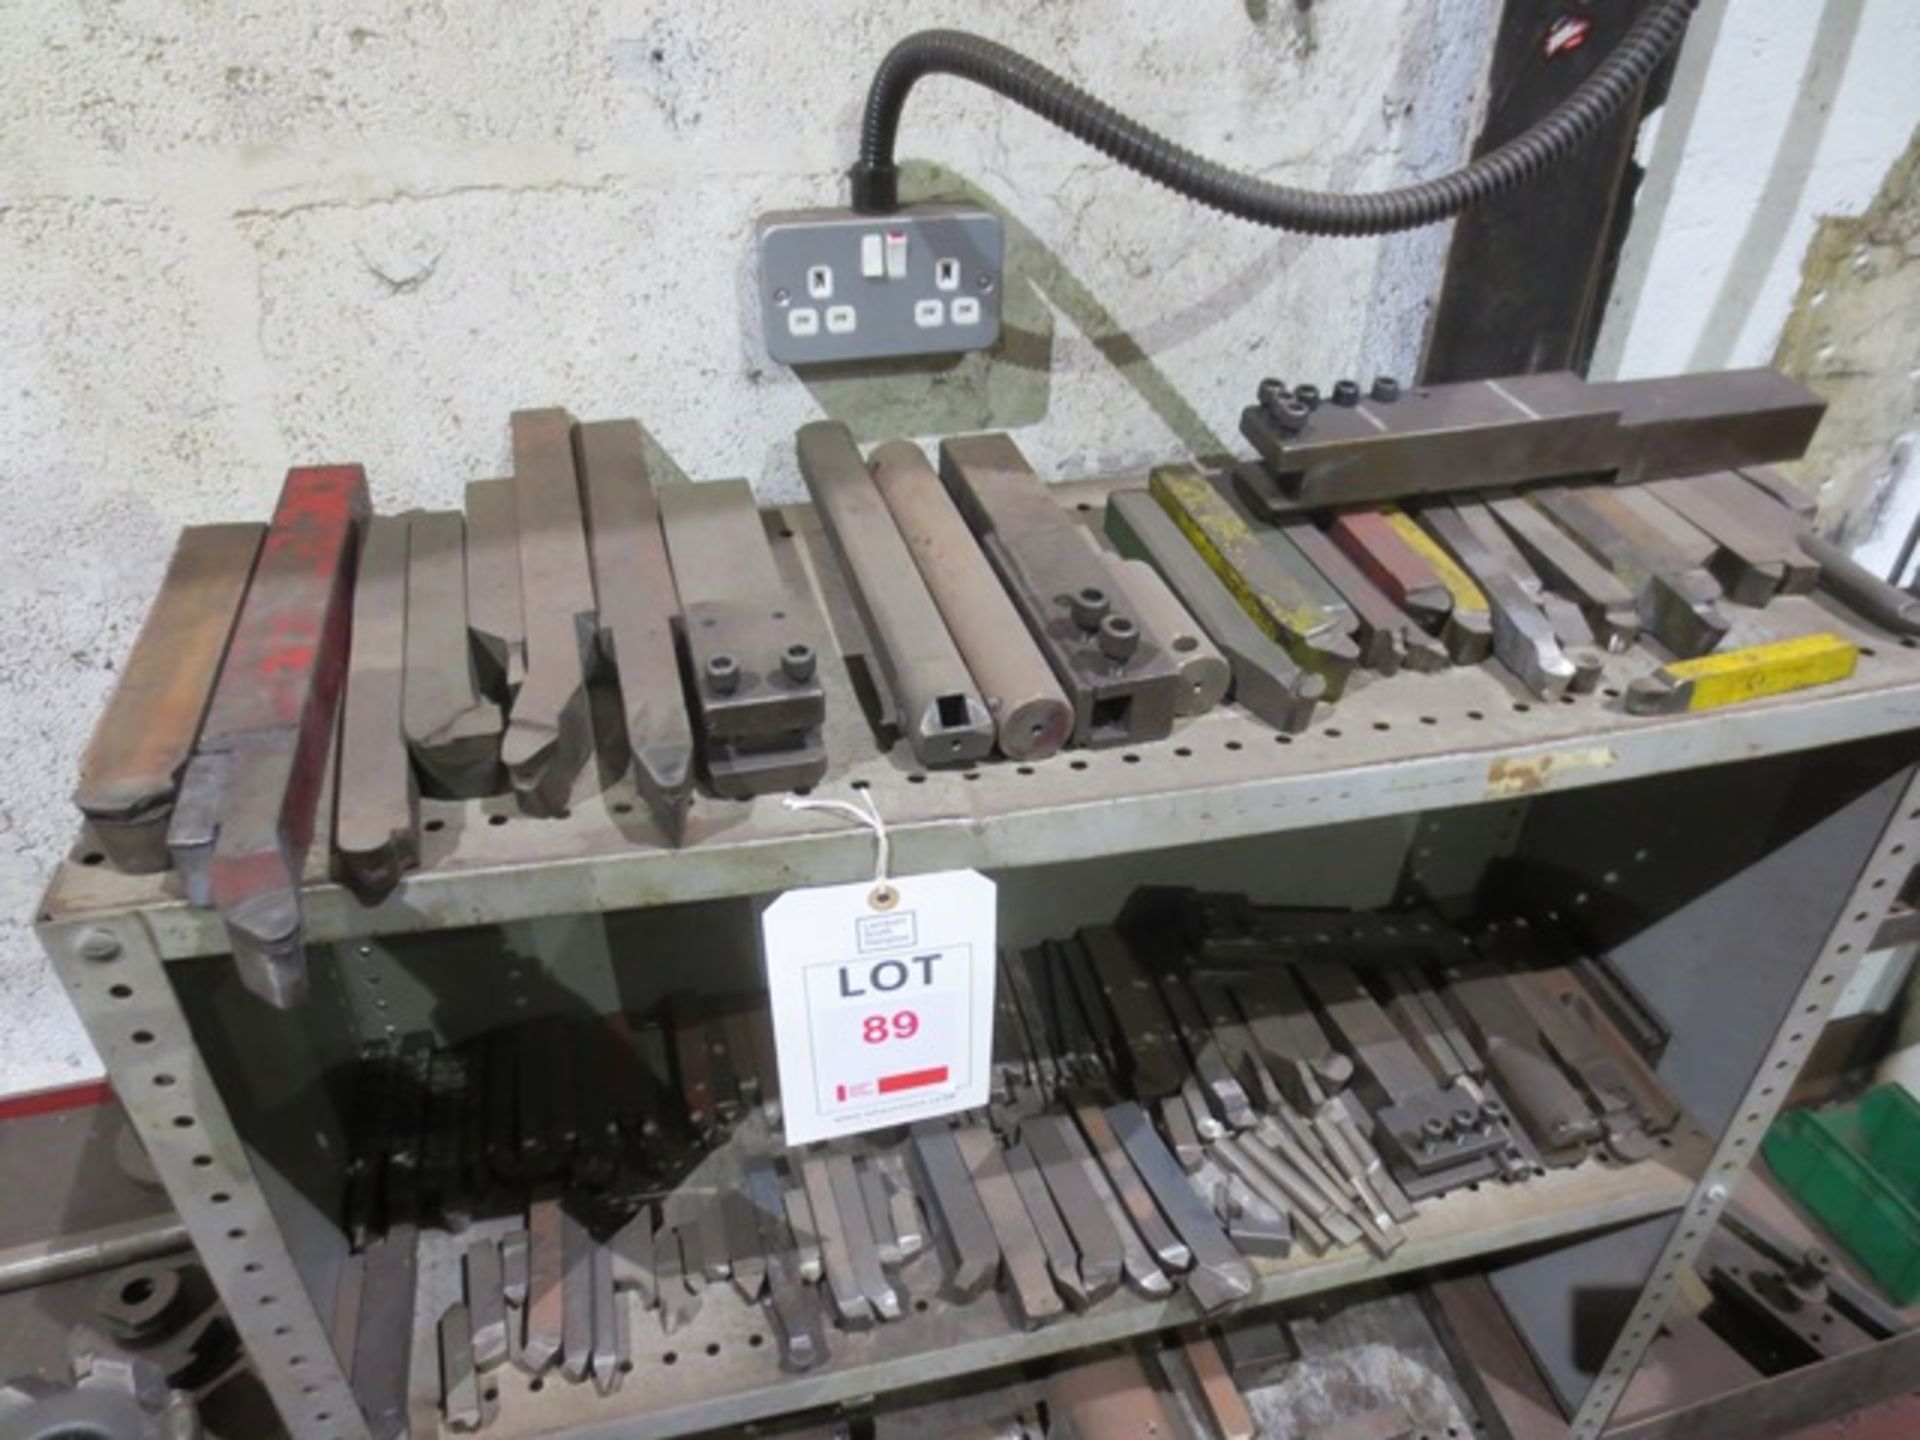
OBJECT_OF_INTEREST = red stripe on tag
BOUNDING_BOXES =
[878,1066,949,1095]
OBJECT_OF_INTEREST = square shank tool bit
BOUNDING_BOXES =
[334,515,418,903]
[172,464,368,1008]
[74,523,262,873]
[504,409,599,815]
[575,420,696,835]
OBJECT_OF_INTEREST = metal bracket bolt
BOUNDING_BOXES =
[77,928,122,962]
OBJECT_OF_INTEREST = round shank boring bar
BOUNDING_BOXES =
[798,423,994,766]
[870,440,1073,760]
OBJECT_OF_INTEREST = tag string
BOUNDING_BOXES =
[784,789,891,886]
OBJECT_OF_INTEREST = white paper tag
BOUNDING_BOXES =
[762,869,996,1146]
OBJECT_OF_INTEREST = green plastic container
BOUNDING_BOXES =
[1762,1083,1920,1304]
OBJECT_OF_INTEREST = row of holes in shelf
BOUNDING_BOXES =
[859,696,1590,789]
[65,642,1908,863]
[85,949,357,1437]
[1577,798,1920,1429]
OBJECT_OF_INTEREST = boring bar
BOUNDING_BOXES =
[1800,531,1920,635]
[941,433,1182,747]
[799,421,994,766]
[870,440,1073,760]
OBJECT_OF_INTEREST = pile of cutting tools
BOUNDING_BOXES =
[69,366,1920,1009]
[308,890,1683,1434]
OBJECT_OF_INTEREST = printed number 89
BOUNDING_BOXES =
[862,1011,919,1045]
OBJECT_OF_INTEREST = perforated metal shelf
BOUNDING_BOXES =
[403,1132,1707,1440]
[41,485,1920,962]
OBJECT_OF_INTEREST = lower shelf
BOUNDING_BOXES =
[403,1131,1705,1440]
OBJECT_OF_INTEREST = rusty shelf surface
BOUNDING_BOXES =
[41,483,1920,960]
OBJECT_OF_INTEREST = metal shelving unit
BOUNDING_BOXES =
[35,483,1920,1440]
[404,1139,1704,1440]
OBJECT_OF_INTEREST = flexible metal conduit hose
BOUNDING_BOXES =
[850,3,1697,233]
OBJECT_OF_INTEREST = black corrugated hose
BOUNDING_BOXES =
[849,3,1697,234]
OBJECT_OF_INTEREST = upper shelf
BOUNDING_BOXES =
[41,479,1920,960]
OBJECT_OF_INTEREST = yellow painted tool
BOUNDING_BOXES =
[1148,465,1360,696]
[1384,508,1493,663]
[1383,509,1487,612]
[1624,632,1858,715]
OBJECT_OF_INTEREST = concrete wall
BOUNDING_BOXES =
[0,0,1500,1092]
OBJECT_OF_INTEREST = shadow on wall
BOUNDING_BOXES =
[790,161,1242,467]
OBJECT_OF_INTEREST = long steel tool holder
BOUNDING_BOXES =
[169,464,367,1007]
[1149,464,1362,696]
[1108,492,1325,734]
[334,515,418,903]
[1096,547,1231,717]
[1238,369,1824,511]
[574,419,696,837]
[941,432,1182,747]
[504,408,600,817]
[73,523,262,871]
[798,421,995,766]
[656,477,830,797]
[870,440,1074,760]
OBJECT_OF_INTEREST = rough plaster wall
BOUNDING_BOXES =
[1591,0,1920,532]
[1774,132,1920,568]
[0,1,1498,1092]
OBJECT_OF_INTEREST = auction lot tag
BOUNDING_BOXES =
[762,870,996,1146]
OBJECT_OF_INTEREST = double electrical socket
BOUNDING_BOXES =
[757,203,1004,365]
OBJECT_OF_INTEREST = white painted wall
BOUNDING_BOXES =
[0,0,1501,1092]
[1592,0,1920,562]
